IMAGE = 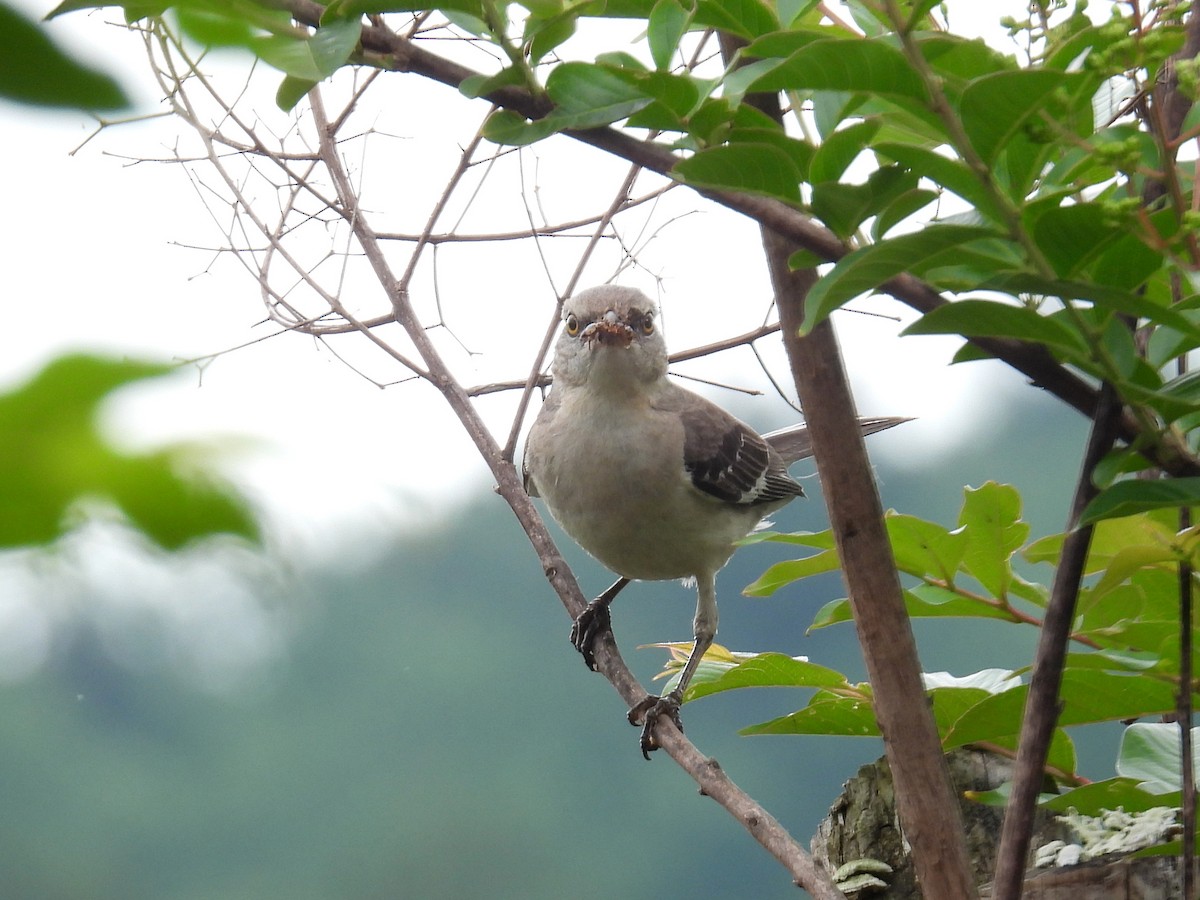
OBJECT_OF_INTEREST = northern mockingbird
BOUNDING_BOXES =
[523,285,903,757]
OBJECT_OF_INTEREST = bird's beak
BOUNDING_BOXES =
[580,310,635,348]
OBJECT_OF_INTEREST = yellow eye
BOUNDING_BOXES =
[639,315,655,335]
[565,313,580,336]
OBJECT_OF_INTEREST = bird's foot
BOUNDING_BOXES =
[627,690,683,760]
[570,598,612,671]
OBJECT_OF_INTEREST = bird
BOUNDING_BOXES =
[523,285,904,757]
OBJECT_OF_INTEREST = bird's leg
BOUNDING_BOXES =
[628,574,718,759]
[570,576,629,671]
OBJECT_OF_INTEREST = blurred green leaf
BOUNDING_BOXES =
[252,17,362,83]
[0,354,259,550]
[1,1,128,110]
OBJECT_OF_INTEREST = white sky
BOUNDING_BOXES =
[3,0,1014,565]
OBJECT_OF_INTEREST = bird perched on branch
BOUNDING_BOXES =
[523,285,903,757]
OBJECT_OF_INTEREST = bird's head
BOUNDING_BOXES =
[553,286,668,390]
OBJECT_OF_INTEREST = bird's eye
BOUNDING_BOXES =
[639,315,655,335]
[565,313,580,336]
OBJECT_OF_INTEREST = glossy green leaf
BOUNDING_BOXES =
[2,2,128,109]
[902,299,1090,358]
[0,355,259,550]
[746,38,928,101]
[804,226,998,329]
[675,143,802,202]
[1080,478,1200,525]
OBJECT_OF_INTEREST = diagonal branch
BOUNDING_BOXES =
[304,83,845,900]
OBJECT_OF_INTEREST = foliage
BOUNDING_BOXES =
[0,1,128,108]
[0,354,259,549]
[668,483,1199,812]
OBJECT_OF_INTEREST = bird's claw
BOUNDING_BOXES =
[570,599,612,671]
[628,691,683,760]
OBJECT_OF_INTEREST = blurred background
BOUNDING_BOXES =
[1,3,1120,898]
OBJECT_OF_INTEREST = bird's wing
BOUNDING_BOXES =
[522,390,562,498]
[675,397,804,506]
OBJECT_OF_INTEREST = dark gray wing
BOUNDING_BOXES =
[678,402,804,506]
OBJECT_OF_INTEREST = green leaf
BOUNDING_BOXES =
[1042,777,1180,815]
[1029,202,1129,279]
[1080,479,1200,526]
[544,61,651,127]
[0,355,259,550]
[675,143,802,202]
[958,482,1028,599]
[1,2,128,109]
[746,37,928,101]
[683,652,851,701]
[647,0,689,70]
[946,670,1181,748]
[902,299,1090,358]
[873,142,1001,221]
[885,513,966,583]
[694,0,777,39]
[810,119,881,183]
[481,109,557,145]
[743,546,840,596]
[276,75,317,111]
[804,225,999,328]
[741,689,880,737]
[958,70,1087,166]
[1117,723,1200,793]
[251,18,362,81]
